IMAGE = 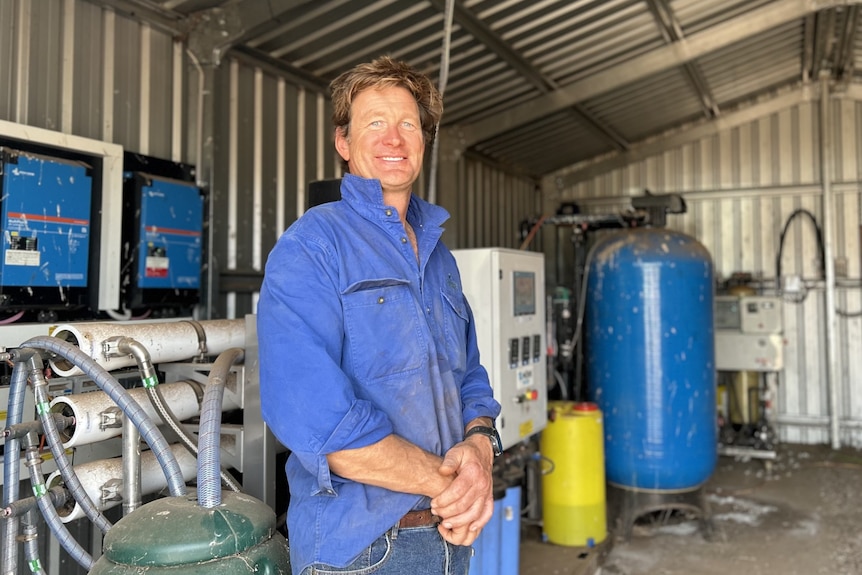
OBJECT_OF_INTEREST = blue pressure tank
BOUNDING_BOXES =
[585,228,716,491]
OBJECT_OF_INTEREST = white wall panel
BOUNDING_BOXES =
[551,95,862,448]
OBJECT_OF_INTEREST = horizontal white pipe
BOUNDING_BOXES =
[47,319,246,377]
[49,381,239,448]
[46,443,198,523]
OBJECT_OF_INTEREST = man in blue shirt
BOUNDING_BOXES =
[257,56,502,575]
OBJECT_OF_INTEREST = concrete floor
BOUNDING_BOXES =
[518,442,862,575]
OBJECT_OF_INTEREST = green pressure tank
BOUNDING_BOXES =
[88,491,290,575]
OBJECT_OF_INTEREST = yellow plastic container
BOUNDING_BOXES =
[540,401,607,547]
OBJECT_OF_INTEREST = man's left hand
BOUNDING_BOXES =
[430,434,495,546]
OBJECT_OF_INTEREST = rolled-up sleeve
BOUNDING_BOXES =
[257,228,393,495]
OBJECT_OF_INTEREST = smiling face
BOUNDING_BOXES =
[335,86,425,197]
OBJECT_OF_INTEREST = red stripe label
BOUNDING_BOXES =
[8,212,90,226]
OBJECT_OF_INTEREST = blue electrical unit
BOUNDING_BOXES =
[137,176,203,290]
[0,148,93,311]
[122,164,203,314]
[469,484,521,575]
[586,228,717,491]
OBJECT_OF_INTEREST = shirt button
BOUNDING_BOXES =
[401,237,407,243]
[378,297,385,304]
[385,209,393,216]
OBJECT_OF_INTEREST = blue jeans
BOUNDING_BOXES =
[299,524,472,575]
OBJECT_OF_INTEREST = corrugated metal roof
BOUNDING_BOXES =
[102,0,862,179]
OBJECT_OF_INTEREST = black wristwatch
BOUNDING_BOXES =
[465,425,503,457]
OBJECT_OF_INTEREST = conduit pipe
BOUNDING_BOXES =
[819,74,841,450]
[122,416,142,516]
[48,319,246,377]
[46,444,198,523]
[49,380,236,447]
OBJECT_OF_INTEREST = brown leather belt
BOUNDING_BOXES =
[398,509,441,528]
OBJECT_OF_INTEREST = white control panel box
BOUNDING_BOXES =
[715,295,783,334]
[453,248,547,450]
[715,295,784,372]
[715,332,784,371]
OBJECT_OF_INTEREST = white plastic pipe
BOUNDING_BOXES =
[47,319,246,377]
[46,443,198,523]
[49,381,239,448]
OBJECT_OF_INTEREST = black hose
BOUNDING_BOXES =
[775,208,825,282]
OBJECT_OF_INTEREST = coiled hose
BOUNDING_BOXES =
[198,348,245,508]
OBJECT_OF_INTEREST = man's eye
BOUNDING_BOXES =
[370,120,383,127]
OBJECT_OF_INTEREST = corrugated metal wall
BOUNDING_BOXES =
[0,0,536,326]
[0,0,341,322]
[549,94,862,448]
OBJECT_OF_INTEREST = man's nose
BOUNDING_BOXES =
[382,125,403,144]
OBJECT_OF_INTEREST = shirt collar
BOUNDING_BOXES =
[340,173,450,228]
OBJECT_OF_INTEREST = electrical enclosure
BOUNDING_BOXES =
[453,247,548,450]
[122,158,203,313]
[0,148,93,311]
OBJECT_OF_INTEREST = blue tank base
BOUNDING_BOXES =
[607,483,714,543]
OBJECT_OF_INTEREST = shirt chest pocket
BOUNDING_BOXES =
[342,279,424,383]
[440,286,470,377]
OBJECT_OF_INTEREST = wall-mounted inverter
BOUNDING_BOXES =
[0,148,93,316]
[121,165,204,314]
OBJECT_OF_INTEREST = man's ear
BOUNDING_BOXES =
[334,127,350,162]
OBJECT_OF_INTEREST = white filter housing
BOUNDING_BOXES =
[46,443,198,523]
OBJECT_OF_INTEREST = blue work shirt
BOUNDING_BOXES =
[257,173,501,573]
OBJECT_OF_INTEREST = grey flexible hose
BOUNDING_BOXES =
[29,364,113,533]
[198,348,245,508]
[146,383,243,492]
[2,351,30,575]
[23,431,94,571]
[21,336,188,498]
[114,337,242,493]
[21,510,43,575]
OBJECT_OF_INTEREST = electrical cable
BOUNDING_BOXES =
[775,209,825,304]
[426,0,455,205]
[774,209,862,315]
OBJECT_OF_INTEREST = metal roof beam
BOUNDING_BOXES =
[550,85,818,189]
[452,0,861,148]
[425,0,551,93]
[644,0,719,118]
[425,0,629,151]
[834,5,860,79]
[183,0,318,66]
[84,0,184,34]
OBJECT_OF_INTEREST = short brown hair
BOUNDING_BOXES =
[330,56,443,145]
